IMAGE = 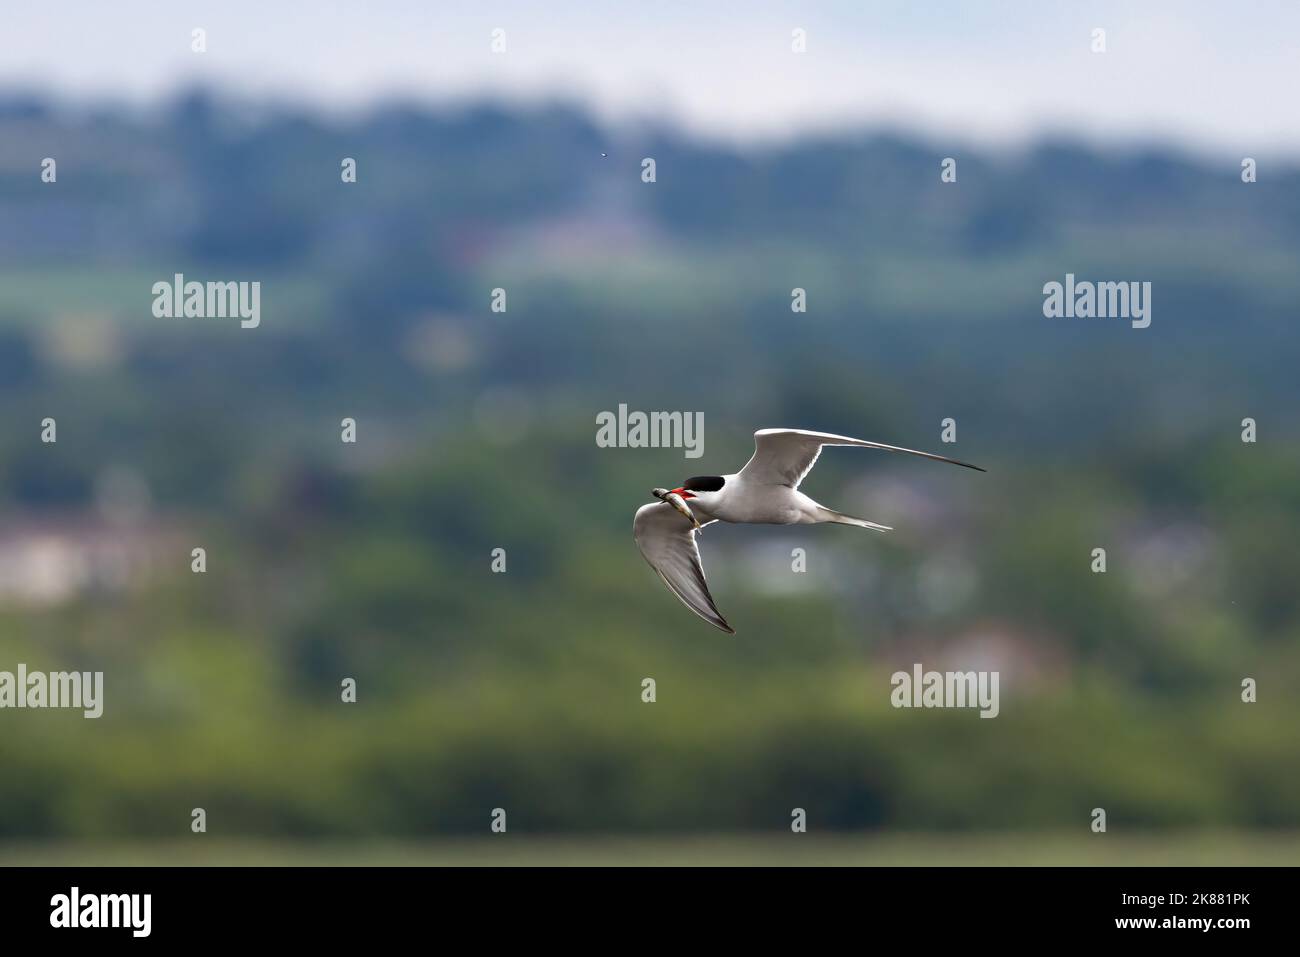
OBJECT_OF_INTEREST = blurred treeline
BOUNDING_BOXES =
[0,91,1297,837]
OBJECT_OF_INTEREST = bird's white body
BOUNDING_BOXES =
[680,475,825,525]
[633,428,983,634]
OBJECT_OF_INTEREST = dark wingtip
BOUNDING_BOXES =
[711,615,736,635]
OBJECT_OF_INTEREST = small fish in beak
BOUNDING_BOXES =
[652,487,701,529]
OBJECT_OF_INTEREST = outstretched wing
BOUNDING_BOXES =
[738,428,984,489]
[633,501,733,634]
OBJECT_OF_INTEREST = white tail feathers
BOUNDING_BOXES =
[817,508,892,531]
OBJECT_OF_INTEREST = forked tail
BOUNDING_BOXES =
[817,507,892,531]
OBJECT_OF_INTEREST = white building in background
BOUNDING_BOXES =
[0,515,183,606]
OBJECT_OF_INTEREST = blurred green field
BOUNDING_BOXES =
[3,98,1300,848]
[2,833,1297,867]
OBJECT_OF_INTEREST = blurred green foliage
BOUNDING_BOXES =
[0,93,1297,839]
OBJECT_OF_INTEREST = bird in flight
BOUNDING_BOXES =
[633,428,984,633]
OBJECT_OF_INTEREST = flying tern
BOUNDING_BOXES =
[633,428,984,633]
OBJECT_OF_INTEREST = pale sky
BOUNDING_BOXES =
[4,1,1298,159]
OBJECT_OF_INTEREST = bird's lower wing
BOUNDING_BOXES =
[632,501,733,634]
[739,428,984,488]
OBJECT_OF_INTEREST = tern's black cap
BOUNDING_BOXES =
[683,475,725,492]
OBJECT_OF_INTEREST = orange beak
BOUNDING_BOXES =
[669,487,695,499]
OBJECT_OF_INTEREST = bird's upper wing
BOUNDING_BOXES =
[738,428,985,489]
[633,501,733,634]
